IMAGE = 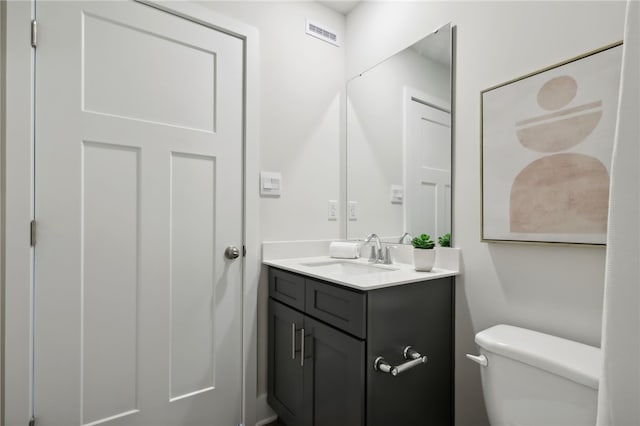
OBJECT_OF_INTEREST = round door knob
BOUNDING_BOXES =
[225,246,241,260]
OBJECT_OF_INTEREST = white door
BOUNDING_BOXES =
[34,2,244,425]
[405,94,451,238]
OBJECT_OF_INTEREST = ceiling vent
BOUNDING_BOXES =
[306,19,340,47]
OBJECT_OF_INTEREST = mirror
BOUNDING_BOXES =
[346,23,453,243]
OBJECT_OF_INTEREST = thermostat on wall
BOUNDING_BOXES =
[260,172,282,197]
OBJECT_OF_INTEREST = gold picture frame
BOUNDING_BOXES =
[481,42,623,245]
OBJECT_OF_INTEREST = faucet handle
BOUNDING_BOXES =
[367,245,378,263]
[383,245,397,264]
[399,232,413,244]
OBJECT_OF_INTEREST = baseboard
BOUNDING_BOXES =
[254,393,277,426]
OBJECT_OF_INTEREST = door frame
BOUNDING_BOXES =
[2,2,260,425]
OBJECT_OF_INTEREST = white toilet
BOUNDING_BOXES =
[468,324,601,426]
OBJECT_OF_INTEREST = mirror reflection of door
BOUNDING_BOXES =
[404,90,451,239]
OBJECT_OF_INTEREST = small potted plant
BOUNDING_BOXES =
[435,232,459,271]
[438,233,451,247]
[411,233,436,271]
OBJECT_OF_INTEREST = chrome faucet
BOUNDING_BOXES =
[398,232,413,244]
[363,233,384,263]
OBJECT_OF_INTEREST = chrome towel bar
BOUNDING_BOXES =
[374,346,427,376]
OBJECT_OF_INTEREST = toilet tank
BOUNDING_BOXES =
[475,325,601,426]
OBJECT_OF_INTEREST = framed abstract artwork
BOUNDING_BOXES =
[481,42,623,245]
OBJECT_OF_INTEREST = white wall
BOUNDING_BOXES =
[203,1,346,242]
[0,1,5,421]
[346,2,625,425]
[200,1,346,408]
[0,1,626,425]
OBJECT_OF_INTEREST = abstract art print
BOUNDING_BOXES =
[481,42,622,244]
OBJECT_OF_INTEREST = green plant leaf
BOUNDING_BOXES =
[411,233,435,249]
[438,233,451,247]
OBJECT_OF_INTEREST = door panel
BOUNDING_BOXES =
[170,153,217,400]
[82,142,140,424]
[405,97,451,238]
[415,166,451,239]
[82,12,216,132]
[34,2,244,425]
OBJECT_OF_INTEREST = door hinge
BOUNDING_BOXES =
[30,220,36,246]
[28,416,35,426]
[31,20,37,48]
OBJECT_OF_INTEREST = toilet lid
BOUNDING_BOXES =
[475,324,601,390]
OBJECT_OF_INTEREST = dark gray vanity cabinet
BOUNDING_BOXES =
[268,300,306,425]
[267,266,454,426]
[268,268,365,426]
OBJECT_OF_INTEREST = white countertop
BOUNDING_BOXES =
[263,256,459,291]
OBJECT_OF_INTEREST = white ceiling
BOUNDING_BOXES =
[317,0,361,15]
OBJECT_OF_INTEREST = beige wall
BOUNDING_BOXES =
[346,2,625,424]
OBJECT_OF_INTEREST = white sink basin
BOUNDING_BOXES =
[299,260,399,276]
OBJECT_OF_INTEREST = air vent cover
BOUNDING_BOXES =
[306,19,340,47]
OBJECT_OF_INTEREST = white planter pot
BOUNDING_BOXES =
[435,246,459,271]
[413,248,436,272]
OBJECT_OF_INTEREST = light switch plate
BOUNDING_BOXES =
[390,184,404,204]
[260,171,282,197]
[348,201,358,221]
[328,200,338,220]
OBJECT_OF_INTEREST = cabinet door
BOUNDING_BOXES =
[268,299,305,426]
[304,317,365,426]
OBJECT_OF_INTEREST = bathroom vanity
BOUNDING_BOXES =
[264,17,457,425]
[265,258,455,426]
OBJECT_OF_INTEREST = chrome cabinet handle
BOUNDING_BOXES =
[291,323,296,360]
[374,346,427,376]
[300,328,305,367]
